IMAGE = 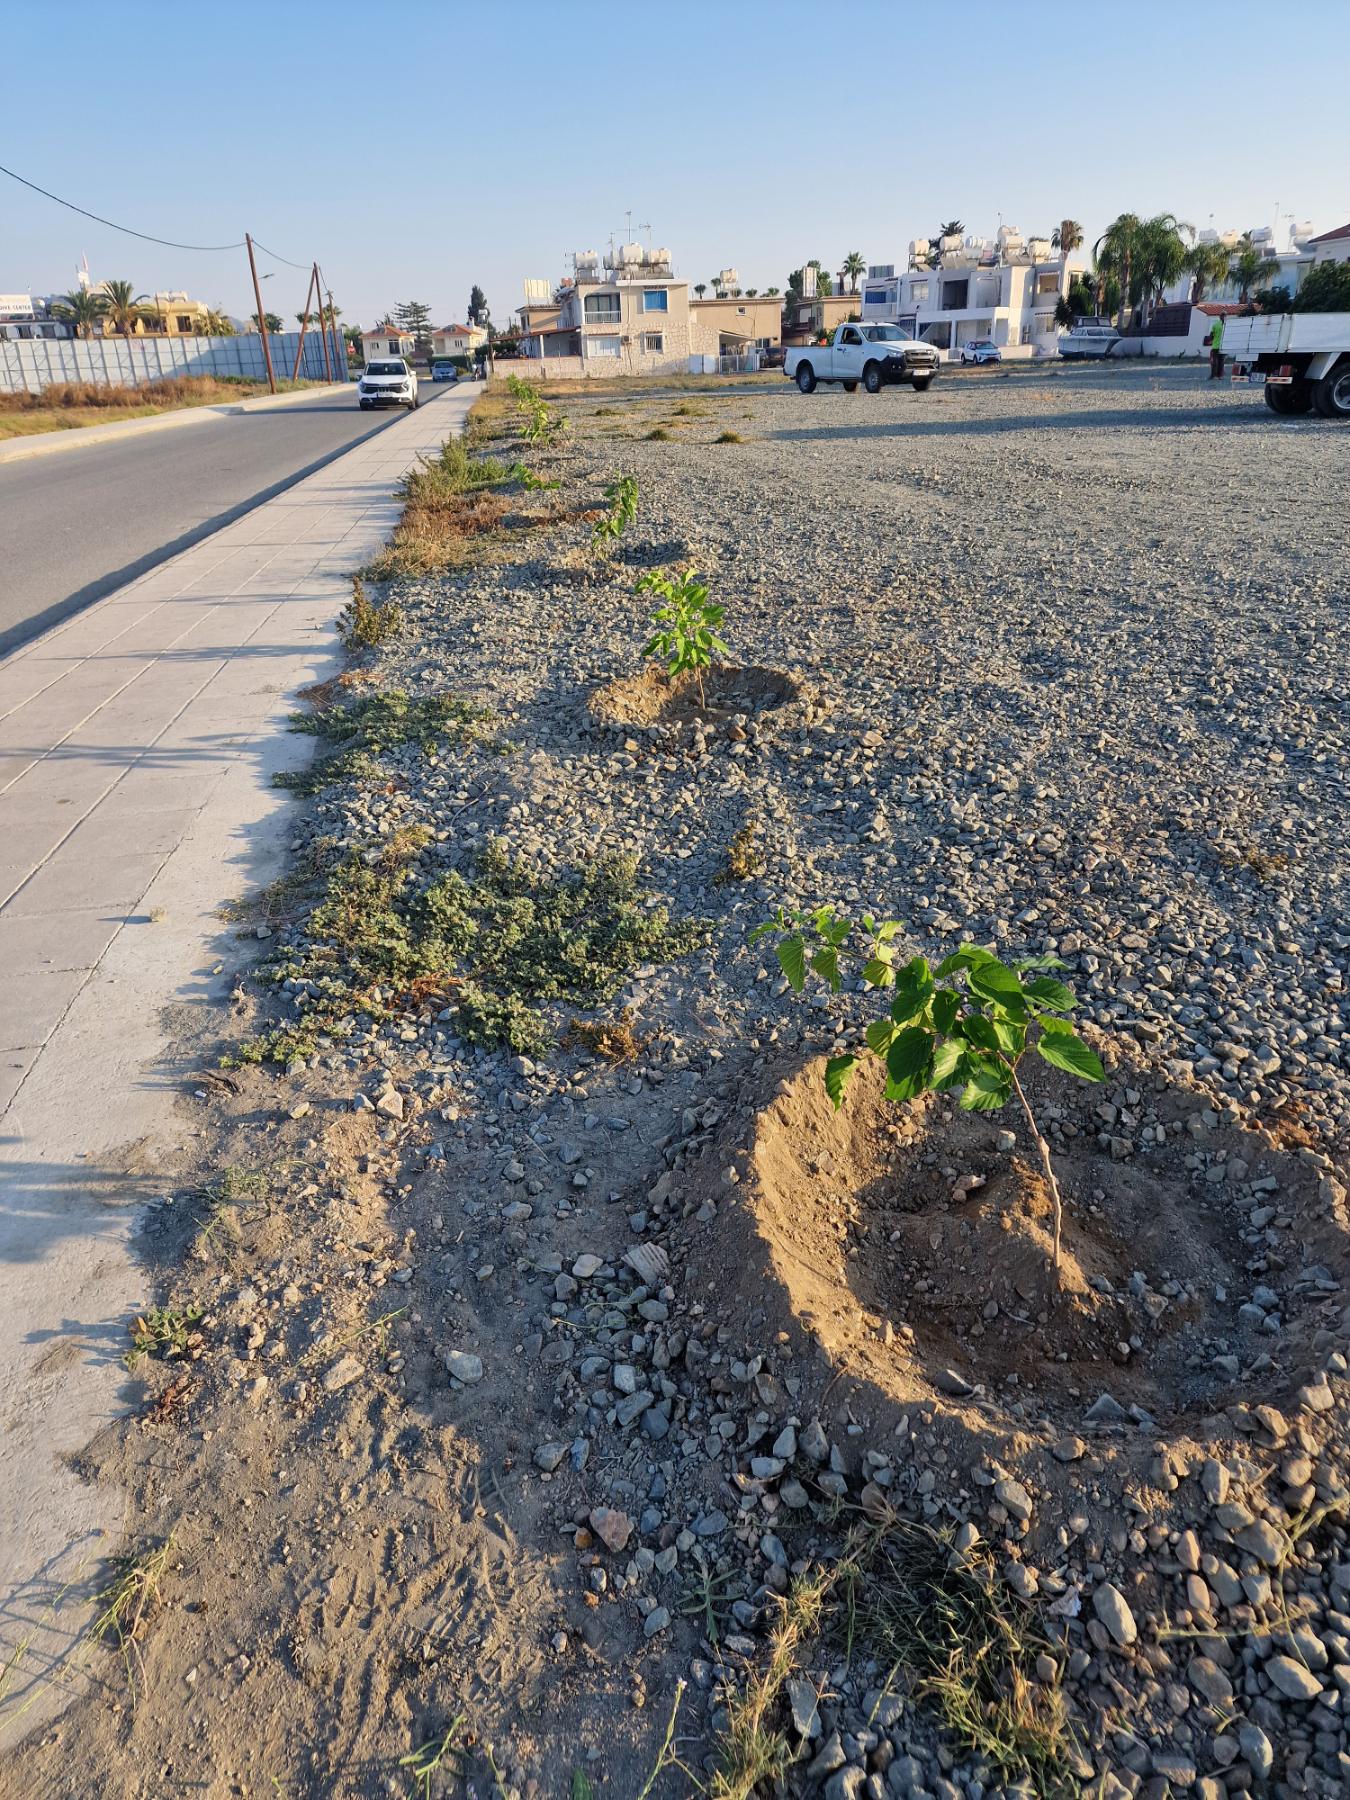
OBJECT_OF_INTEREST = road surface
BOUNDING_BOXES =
[0,381,464,657]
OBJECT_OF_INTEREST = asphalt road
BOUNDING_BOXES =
[0,381,464,657]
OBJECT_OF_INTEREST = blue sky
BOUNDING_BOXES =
[5,0,1348,329]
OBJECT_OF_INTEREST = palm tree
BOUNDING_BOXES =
[1135,214,1193,323]
[1051,219,1083,297]
[1094,213,1144,328]
[1230,234,1279,305]
[765,286,780,298]
[1183,240,1232,304]
[52,289,108,340]
[202,309,235,337]
[842,251,866,293]
[694,283,707,298]
[927,221,964,268]
[745,288,758,298]
[100,279,147,344]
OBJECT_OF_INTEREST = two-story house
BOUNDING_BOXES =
[431,322,487,359]
[361,323,415,362]
[552,245,695,374]
[859,229,1079,359]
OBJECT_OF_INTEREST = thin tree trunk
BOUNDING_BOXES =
[1009,1066,1065,1273]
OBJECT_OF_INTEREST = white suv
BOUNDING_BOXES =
[959,339,1002,365]
[357,358,419,410]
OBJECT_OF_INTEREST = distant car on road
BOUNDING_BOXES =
[357,358,419,410]
[960,339,1002,365]
[430,358,460,384]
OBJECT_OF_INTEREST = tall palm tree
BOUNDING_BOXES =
[765,286,780,297]
[1230,234,1279,304]
[101,279,148,344]
[842,251,866,293]
[202,309,235,337]
[694,283,706,298]
[1051,219,1083,296]
[1183,240,1232,304]
[52,289,108,340]
[1094,213,1144,328]
[1135,214,1193,323]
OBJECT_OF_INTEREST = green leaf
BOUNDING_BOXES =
[572,1772,596,1800]
[959,1014,1002,1055]
[889,957,935,1024]
[865,1018,895,1057]
[1013,953,1068,972]
[886,1026,935,1099]
[936,944,997,976]
[862,957,894,989]
[930,1038,965,1088]
[776,936,807,992]
[1035,1031,1105,1082]
[960,1065,1012,1112]
[1037,1014,1074,1036]
[1023,976,1076,1012]
[930,989,960,1035]
[824,1054,857,1110]
[967,959,1024,1006]
[811,946,841,992]
[992,1017,1026,1060]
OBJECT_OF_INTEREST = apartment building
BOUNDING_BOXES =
[689,293,781,354]
[859,227,1078,359]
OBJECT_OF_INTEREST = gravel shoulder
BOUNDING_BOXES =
[6,363,1347,1800]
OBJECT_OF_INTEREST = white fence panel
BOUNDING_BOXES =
[0,330,347,394]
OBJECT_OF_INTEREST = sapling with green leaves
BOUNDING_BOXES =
[592,473,639,549]
[752,910,1106,1271]
[636,566,728,710]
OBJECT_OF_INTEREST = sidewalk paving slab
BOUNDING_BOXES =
[0,381,479,1746]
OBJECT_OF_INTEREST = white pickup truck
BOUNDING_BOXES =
[1219,312,1350,419]
[784,323,941,395]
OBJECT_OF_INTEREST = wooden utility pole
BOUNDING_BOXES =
[291,264,318,382]
[314,262,335,382]
[245,234,277,394]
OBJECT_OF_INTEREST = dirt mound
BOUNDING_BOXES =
[589,661,806,731]
[729,1051,1347,1431]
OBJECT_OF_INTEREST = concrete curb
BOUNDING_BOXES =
[0,380,353,466]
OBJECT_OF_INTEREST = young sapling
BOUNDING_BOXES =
[752,910,1106,1272]
[636,567,728,710]
[592,473,639,548]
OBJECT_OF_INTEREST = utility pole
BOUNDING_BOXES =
[245,233,277,394]
[313,263,334,382]
[291,264,317,382]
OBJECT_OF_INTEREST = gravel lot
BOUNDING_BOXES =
[16,363,1348,1800]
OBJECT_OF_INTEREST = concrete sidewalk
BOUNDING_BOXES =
[0,381,478,1740]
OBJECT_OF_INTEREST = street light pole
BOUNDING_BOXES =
[245,233,277,394]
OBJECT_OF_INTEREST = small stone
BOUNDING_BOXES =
[1085,1392,1127,1424]
[375,1088,404,1120]
[322,1354,363,1393]
[1052,1435,1085,1462]
[572,1254,603,1279]
[589,1507,633,1554]
[443,1349,483,1384]
[1188,1655,1233,1707]
[787,1676,821,1740]
[643,1607,670,1638]
[1092,1582,1137,1647]
[1238,1723,1273,1779]
[1264,1653,1322,1701]
[534,1442,569,1473]
[1236,1520,1287,1566]
[994,1477,1033,1522]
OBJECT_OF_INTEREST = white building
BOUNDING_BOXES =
[1163,218,1349,307]
[859,227,1078,359]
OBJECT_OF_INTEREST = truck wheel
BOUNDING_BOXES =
[796,363,816,393]
[1264,379,1312,415]
[863,361,882,394]
[842,382,858,393]
[1313,362,1350,419]
[912,376,934,393]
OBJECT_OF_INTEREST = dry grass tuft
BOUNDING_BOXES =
[714,823,763,884]
[714,430,746,444]
[364,437,514,578]
[563,1009,644,1063]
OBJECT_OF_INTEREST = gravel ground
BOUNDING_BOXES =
[13,363,1348,1800]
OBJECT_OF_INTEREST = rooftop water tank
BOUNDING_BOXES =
[575,250,599,273]
[1291,221,1315,250]
[620,242,644,265]
[908,239,930,264]
[652,247,673,269]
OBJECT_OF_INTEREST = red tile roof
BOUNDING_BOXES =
[1306,222,1350,244]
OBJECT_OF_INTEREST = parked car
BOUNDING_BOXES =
[784,323,940,394]
[357,358,419,410]
[960,339,1002,365]
[430,358,460,384]
[760,345,787,370]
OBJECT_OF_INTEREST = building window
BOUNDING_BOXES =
[941,279,969,309]
[909,280,929,304]
[639,332,664,353]
[1036,272,1060,296]
[587,334,621,358]
[176,316,193,332]
[1021,325,1033,344]
[1035,313,1056,334]
[641,289,668,313]
[584,293,622,323]
[863,286,888,307]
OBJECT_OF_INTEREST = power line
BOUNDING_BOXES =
[0,160,245,252]
[250,237,312,272]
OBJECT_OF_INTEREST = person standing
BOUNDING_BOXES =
[1208,314,1225,381]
